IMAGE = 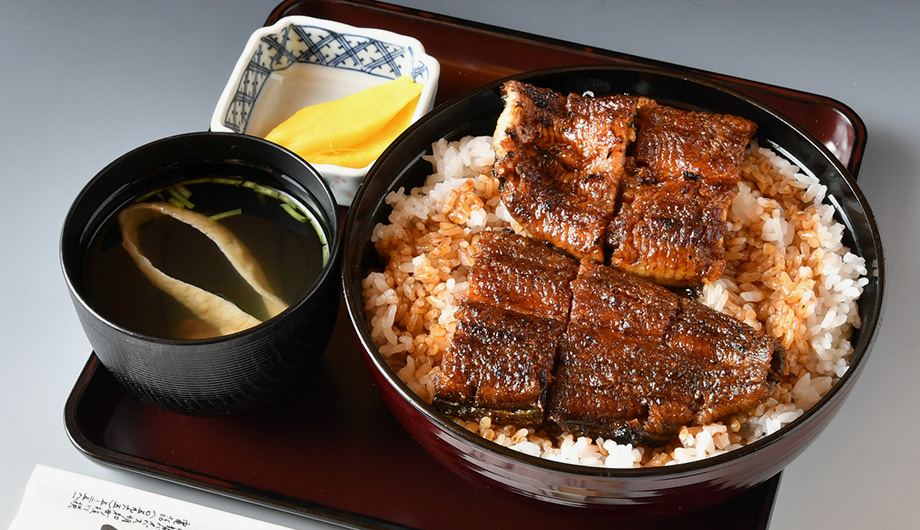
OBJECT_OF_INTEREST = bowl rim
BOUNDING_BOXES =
[344,63,886,479]
[61,131,344,347]
[208,14,441,178]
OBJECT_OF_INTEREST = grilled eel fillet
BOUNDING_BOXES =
[605,104,757,285]
[547,259,782,446]
[632,103,758,185]
[492,80,646,262]
[606,178,738,286]
[492,81,757,287]
[434,231,783,446]
[434,230,579,425]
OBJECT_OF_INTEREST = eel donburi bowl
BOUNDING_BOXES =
[342,65,884,512]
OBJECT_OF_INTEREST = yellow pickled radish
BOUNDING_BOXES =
[264,75,423,168]
[304,93,420,168]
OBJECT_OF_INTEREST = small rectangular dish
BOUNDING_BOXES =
[210,15,440,205]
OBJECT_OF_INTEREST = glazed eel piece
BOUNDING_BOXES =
[546,259,782,446]
[492,80,757,287]
[606,103,757,285]
[433,230,578,425]
[605,177,739,286]
[435,231,783,446]
[492,80,646,262]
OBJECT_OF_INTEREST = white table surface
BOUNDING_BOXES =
[2,1,916,528]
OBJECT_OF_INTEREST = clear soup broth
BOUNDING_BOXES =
[84,177,329,340]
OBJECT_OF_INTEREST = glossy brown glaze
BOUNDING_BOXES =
[464,229,578,320]
[434,231,577,424]
[493,81,753,287]
[548,260,780,446]
[493,80,644,261]
[633,103,758,184]
[607,179,737,285]
[435,231,781,446]
[568,257,679,341]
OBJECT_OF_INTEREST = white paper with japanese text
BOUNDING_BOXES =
[9,465,295,530]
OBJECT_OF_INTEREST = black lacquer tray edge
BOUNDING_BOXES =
[63,355,406,530]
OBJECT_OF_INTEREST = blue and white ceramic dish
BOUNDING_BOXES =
[211,16,440,206]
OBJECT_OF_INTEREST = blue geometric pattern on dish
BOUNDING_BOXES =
[222,23,432,134]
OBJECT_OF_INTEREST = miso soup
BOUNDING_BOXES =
[83,177,329,339]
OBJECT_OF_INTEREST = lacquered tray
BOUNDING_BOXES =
[64,1,867,529]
